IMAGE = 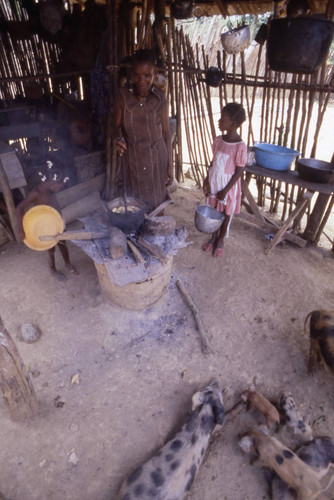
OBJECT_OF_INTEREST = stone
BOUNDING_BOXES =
[20,323,41,344]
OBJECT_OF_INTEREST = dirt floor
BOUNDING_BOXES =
[0,182,334,500]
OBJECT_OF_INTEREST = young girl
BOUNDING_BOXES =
[202,102,248,257]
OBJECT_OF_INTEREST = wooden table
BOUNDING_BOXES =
[240,164,334,254]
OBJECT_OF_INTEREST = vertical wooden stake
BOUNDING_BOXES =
[0,317,38,421]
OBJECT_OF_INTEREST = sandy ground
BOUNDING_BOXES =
[0,183,334,500]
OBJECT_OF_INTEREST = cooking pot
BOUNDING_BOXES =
[297,158,334,183]
[268,17,334,74]
[221,25,250,54]
[205,67,224,87]
[107,197,147,234]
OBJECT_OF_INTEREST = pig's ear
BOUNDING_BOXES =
[192,391,205,410]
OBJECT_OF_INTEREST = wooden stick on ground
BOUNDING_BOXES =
[0,316,38,421]
[176,277,213,355]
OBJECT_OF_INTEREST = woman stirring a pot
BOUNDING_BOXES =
[114,49,173,212]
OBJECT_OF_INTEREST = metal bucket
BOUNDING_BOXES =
[195,204,224,234]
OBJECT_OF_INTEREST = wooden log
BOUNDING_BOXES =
[142,216,176,236]
[0,316,38,421]
[136,236,168,265]
[109,226,127,260]
[56,174,105,209]
[127,239,145,264]
[176,277,213,355]
[61,191,101,224]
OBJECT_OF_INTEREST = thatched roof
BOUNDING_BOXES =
[192,0,329,17]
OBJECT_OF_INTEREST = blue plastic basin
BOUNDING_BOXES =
[254,143,299,171]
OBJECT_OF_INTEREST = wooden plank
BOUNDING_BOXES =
[237,212,307,248]
[56,174,105,209]
[265,191,313,254]
[245,165,334,196]
[39,230,109,242]
[0,152,26,191]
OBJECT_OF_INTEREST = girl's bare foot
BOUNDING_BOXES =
[213,241,224,257]
[202,241,214,252]
[50,269,67,281]
[65,263,78,274]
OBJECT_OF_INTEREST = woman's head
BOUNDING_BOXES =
[131,49,157,97]
[219,102,246,131]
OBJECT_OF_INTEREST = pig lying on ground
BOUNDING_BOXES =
[117,380,225,500]
[240,429,323,500]
[271,437,334,500]
[304,310,334,375]
[241,385,280,430]
[279,391,313,441]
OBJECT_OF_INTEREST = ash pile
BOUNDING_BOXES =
[71,203,189,287]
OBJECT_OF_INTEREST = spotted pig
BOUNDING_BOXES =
[279,391,313,441]
[271,437,334,499]
[117,380,225,500]
[304,310,334,374]
[242,429,322,500]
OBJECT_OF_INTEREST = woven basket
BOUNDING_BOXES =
[195,204,224,234]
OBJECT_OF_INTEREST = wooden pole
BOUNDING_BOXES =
[0,316,38,421]
[0,158,18,240]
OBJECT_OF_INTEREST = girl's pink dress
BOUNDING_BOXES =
[206,136,248,216]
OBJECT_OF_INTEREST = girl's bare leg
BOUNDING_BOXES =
[213,214,230,257]
[47,247,67,281]
[58,241,77,274]
[202,230,218,252]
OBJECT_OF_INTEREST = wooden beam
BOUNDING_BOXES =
[0,158,18,240]
[237,212,307,248]
[265,191,313,254]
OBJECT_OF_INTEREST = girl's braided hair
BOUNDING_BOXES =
[222,102,246,127]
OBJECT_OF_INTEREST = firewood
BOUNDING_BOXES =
[109,226,127,260]
[127,239,145,264]
[136,236,168,265]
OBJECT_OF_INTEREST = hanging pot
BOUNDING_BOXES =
[205,67,224,87]
[171,0,193,19]
[221,25,250,54]
[268,17,334,74]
